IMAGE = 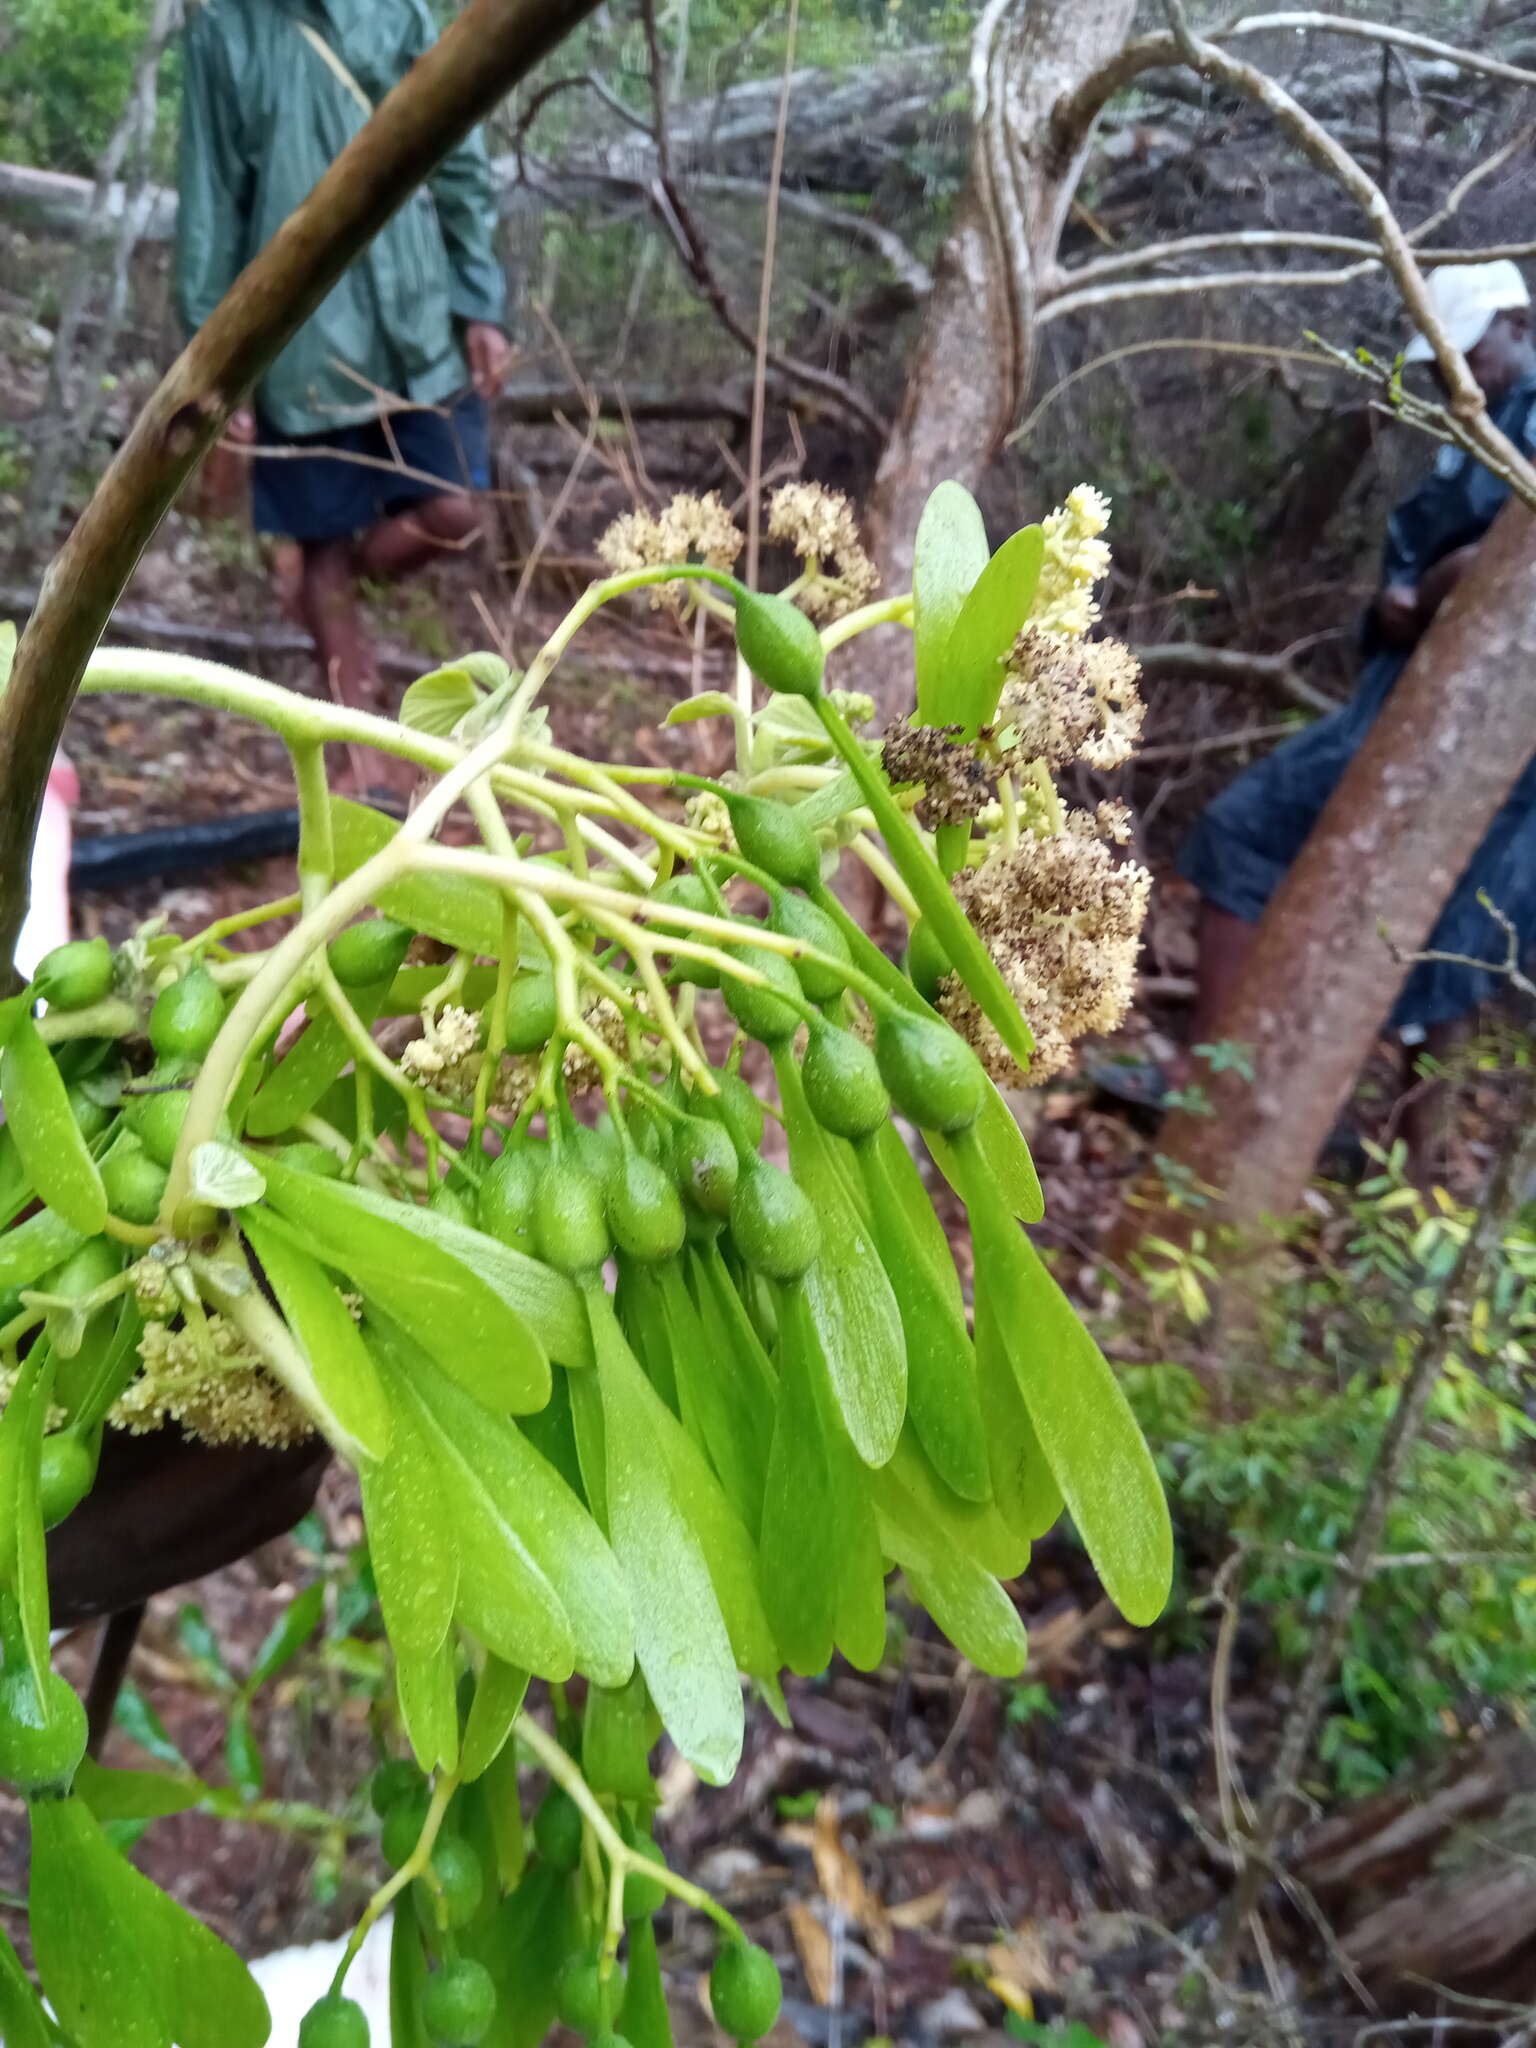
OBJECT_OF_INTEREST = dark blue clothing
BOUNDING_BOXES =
[1178,375,1536,1032]
[251,391,490,543]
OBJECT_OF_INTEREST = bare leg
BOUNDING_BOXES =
[356,491,482,582]
[1400,1015,1469,1190]
[299,538,382,713]
[1164,900,1259,1089]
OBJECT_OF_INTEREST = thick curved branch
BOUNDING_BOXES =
[1135,643,1340,717]
[0,0,601,984]
[1224,11,1536,91]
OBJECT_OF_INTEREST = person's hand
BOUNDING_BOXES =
[1375,583,1421,647]
[464,322,513,399]
[1417,542,1480,625]
[226,406,257,446]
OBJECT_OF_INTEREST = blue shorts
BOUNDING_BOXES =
[252,393,491,544]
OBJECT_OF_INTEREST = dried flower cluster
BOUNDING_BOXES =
[767,483,879,619]
[998,629,1145,773]
[943,815,1152,1084]
[116,1317,311,1448]
[597,491,743,611]
[882,720,995,828]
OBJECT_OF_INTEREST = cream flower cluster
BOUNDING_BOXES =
[1032,483,1112,638]
[596,491,743,612]
[402,1003,482,1091]
[767,482,879,620]
[117,1317,311,1448]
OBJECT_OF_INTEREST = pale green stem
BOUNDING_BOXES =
[37,997,138,1044]
[514,1712,741,1941]
[180,892,303,954]
[848,833,922,922]
[820,590,913,652]
[331,1771,459,1995]
[290,741,334,911]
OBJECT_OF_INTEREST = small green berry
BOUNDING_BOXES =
[709,1941,782,2041]
[421,1957,497,2045]
[532,1787,583,1872]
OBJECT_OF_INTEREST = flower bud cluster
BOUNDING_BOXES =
[117,1317,310,1447]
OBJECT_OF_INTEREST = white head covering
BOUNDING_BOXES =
[1404,259,1530,363]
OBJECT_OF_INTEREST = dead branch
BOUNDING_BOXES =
[1134,642,1340,715]
[1224,11,1536,92]
[0,0,603,982]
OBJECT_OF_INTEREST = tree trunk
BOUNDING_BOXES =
[860,0,1141,717]
[1150,500,1536,1236]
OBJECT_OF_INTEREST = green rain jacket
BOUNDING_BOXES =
[175,0,506,437]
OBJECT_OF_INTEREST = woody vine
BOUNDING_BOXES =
[0,476,1169,2046]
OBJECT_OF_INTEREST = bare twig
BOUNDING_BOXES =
[1223,11,1536,91]
[1135,642,1340,716]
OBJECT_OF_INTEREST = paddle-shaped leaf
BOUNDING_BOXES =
[926,1083,1044,1223]
[331,797,505,954]
[29,1794,271,2048]
[461,1656,529,1781]
[913,481,989,722]
[939,524,1045,737]
[0,1923,52,2048]
[241,1209,392,1461]
[0,1012,105,1236]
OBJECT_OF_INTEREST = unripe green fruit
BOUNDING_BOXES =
[369,1756,425,1818]
[421,1959,497,2046]
[277,1141,343,1180]
[327,917,414,990]
[532,1788,583,1872]
[381,1790,431,1868]
[729,1157,818,1281]
[710,1941,782,2041]
[298,1993,371,2048]
[427,1179,473,1225]
[478,1145,544,1250]
[501,972,558,1055]
[415,1833,483,1930]
[671,1116,738,1219]
[556,1957,626,2034]
[735,589,825,700]
[768,894,850,1004]
[65,1087,114,1142]
[723,947,802,1046]
[903,919,951,1004]
[622,1834,669,1920]
[697,1073,765,1152]
[727,796,822,893]
[127,1087,191,1170]
[38,1434,97,1529]
[149,966,225,1063]
[533,1158,611,1277]
[34,937,114,1012]
[653,873,721,989]
[606,1152,686,1264]
[590,2035,635,2048]
[43,1234,122,1303]
[873,1009,985,1135]
[801,1025,888,1141]
[0,1667,88,1793]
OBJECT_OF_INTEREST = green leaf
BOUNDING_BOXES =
[6,1352,54,1702]
[460,1862,582,2048]
[581,1668,660,1802]
[29,1795,271,2048]
[938,525,1045,737]
[648,1260,770,1531]
[927,1083,1044,1224]
[773,1050,904,1467]
[0,1208,84,1289]
[0,1922,51,2048]
[617,1915,674,2048]
[248,1580,326,1692]
[759,1289,838,1676]
[400,663,485,737]
[257,1154,555,1409]
[245,972,395,1138]
[73,1755,206,1822]
[394,1632,461,1774]
[330,798,505,955]
[390,1894,434,2048]
[664,690,737,725]
[187,1141,265,1211]
[359,1387,460,1658]
[0,1011,106,1235]
[876,1483,1028,1677]
[583,1284,743,1783]
[956,1152,1171,1625]
[461,1656,529,1781]
[114,1683,187,1769]
[177,1604,230,1688]
[240,1209,392,1461]
[225,1701,263,1798]
[974,1295,1064,1545]
[913,481,989,722]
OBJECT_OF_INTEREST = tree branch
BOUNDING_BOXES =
[0,0,602,985]
[1135,642,1340,715]
[1224,11,1536,91]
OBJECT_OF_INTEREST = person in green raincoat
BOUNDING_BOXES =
[175,0,514,722]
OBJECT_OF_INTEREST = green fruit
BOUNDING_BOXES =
[622,1835,669,1920]
[723,947,803,1045]
[729,1157,817,1281]
[696,1073,765,1152]
[148,966,225,1063]
[533,1156,611,1277]
[768,894,850,1004]
[277,1141,343,1179]
[43,1234,121,1303]
[34,938,114,1012]
[369,1757,424,1818]
[421,1958,497,2045]
[65,1087,115,1142]
[735,588,825,700]
[653,874,720,988]
[327,917,414,989]
[532,1788,583,1872]
[671,1116,738,1219]
[127,1087,191,1170]
[727,796,822,892]
[556,1958,626,2034]
[873,1009,985,1135]
[478,1145,544,1249]
[415,1833,483,1930]
[428,1179,473,1225]
[501,972,558,1055]
[710,1941,782,2040]
[38,1434,97,1528]
[903,919,950,1004]
[606,1152,685,1264]
[801,1024,888,1141]
[100,1130,167,1220]
[381,1790,431,1868]
[0,1667,88,1793]
[298,1993,371,2048]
